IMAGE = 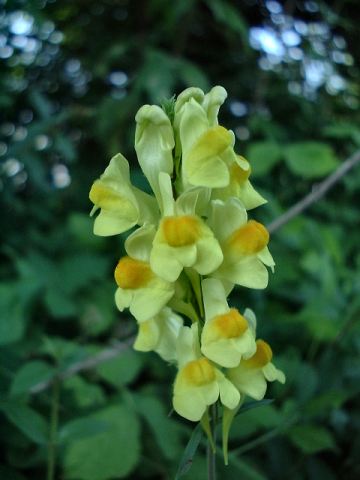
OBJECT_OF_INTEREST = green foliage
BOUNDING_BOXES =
[63,405,140,479]
[284,142,339,178]
[1,0,360,479]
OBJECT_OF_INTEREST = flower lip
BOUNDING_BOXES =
[243,339,273,368]
[161,215,201,247]
[89,180,130,212]
[114,256,153,289]
[211,308,248,339]
[227,220,269,255]
[182,357,216,386]
[231,161,251,184]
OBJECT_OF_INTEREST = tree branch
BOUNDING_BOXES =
[30,337,135,394]
[267,149,360,233]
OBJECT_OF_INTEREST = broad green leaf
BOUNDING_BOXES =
[288,425,336,454]
[305,391,348,416]
[236,399,275,416]
[135,395,182,460]
[246,142,282,177]
[323,122,360,145]
[175,423,203,480]
[63,376,105,408]
[10,361,55,396]
[0,285,27,346]
[284,142,339,178]
[206,0,248,40]
[64,404,140,480]
[230,457,267,480]
[96,350,143,388]
[0,402,48,445]
[59,418,110,445]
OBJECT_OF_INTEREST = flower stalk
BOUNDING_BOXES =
[89,85,285,469]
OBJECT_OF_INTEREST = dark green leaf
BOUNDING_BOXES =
[0,402,48,445]
[175,423,203,480]
[64,404,140,480]
[10,361,55,396]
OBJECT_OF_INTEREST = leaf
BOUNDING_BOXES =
[288,425,336,454]
[0,402,48,445]
[59,418,110,445]
[64,404,140,480]
[305,391,348,416]
[230,457,267,480]
[284,142,339,178]
[323,122,360,145]
[246,142,282,177]
[176,58,210,91]
[236,399,275,416]
[63,376,105,408]
[96,350,143,388]
[0,285,27,346]
[206,0,248,40]
[135,395,182,460]
[10,361,55,396]
[175,423,203,480]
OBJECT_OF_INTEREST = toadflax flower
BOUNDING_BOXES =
[211,156,267,210]
[149,172,223,282]
[89,153,158,236]
[135,104,175,205]
[209,197,275,289]
[174,88,249,190]
[227,338,285,400]
[114,224,175,321]
[89,84,286,470]
[134,307,183,363]
[173,323,240,422]
[200,278,256,368]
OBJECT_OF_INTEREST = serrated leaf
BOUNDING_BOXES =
[284,142,339,178]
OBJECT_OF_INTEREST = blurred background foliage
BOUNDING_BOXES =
[0,0,360,478]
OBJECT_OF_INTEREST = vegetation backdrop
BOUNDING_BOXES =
[1,0,360,479]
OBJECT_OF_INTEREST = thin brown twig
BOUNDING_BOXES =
[267,149,360,233]
[30,337,135,394]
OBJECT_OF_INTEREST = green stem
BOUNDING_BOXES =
[207,403,217,480]
[47,379,60,480]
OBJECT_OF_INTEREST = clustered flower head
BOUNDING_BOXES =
[89,86,285,463]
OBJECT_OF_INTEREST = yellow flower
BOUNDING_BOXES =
[134,307,183,362]
[227,339,285,400]
[174,86,249,190]
[211,157,267,210]
[173,324,240,421]
[89,153,157,236]
[135,104,174,205]
[150,173,223,282]
[200,279,256,368]
[209,198,275,289]
[114,224,175,321]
